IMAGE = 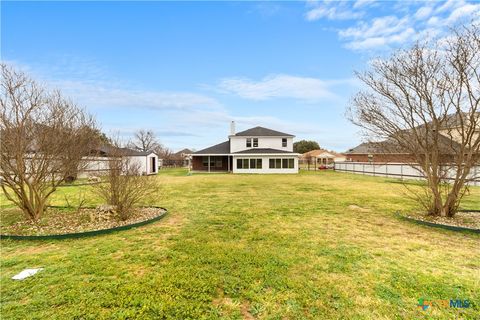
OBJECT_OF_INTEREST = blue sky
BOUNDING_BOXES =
[2,1,479,152]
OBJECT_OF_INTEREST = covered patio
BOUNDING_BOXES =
[191,155,233,172]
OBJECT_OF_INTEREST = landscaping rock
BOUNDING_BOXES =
[91,204,117,222]
[1,207,166,236]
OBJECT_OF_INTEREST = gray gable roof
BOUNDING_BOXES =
[174,148,193,155]
[193,141,230,154]
[97,145,154,157]
[234,126,294,137]
[345,142,379,154]
[233,148,295,154]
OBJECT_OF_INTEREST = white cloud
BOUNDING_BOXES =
[446,2,480,24]
[414,6,433,20]
[5,58,220,111]
[50,79,220,111]
[339,16,416,50]
[306,6,362,21]
[217,74,354,101]
[305,1,364,21]
[353,0,377,9]
[308,0,480,52]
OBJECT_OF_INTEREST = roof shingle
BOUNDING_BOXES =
[234,126,294,137]
[193,141,230,154]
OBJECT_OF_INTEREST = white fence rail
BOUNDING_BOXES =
[334,162,480,186]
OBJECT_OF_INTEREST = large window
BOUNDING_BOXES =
[269,158,295,169]
[288,158,294,168]
[237,158,262,169]
[249,158,262,169]
[269,159,274,169]
[253,138,258,147]
[282,138,287,147]
[246,138,252,148]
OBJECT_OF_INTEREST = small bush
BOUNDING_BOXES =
[94,155,157,221]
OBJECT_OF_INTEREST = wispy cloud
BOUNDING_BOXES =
[6,58,220,111]
[339,15,415,51]
[216,74,355,101]
[305,0,480,52]
[53,80,220,111]
[305,1,363,21]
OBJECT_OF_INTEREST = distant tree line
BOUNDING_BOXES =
[293,140,320,154]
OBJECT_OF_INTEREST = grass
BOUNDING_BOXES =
[1,169,479,319]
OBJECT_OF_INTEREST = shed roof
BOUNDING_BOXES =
[96,145,155,157]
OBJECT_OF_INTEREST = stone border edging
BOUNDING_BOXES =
[0,207,167,240]
[395,211,480,234]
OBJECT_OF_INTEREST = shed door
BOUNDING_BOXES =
[151,157,156,173]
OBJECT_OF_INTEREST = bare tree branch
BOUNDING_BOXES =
[0,63,98,220]
[348,23,480,217]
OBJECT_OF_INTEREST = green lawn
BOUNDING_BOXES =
[1,169,479,319]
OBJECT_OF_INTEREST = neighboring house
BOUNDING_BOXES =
[300,149,346,167]
[345,132,464,163]
[81,145,159,177]
[173,148,193,167]
[344,142,414,163]
[191,122,299,173]
[345,113,480,163]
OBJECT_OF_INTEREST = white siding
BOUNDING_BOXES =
[232,155,298,174]
[128,153,158,175]
[79,153,159,177]
[229,136,293,153]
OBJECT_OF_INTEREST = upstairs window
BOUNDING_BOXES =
[246,138,252,148]
[282,138,287,147]
[253,138,258,147]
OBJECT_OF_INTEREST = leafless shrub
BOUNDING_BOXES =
[0,63,98,221]
[93,141,157,221]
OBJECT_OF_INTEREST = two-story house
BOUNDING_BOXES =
[190,122,299,173]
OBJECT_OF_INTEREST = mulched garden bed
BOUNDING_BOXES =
[1,206,166,236]
[402,210,480,231]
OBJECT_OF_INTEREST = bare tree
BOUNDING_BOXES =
[0,64,98,221]
[128,129,161,152]
[348,24,480,217]
[93,140,157,221]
